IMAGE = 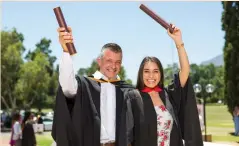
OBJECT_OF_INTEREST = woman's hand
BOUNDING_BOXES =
[167,24,183,46]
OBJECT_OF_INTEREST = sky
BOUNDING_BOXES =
[2,1,225,84]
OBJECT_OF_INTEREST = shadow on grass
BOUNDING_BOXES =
[229,132,238,136]
[228,132,239,143]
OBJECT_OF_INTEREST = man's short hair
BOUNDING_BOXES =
[99,43,122,58]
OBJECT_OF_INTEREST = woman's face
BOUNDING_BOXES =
[143,61,161,88]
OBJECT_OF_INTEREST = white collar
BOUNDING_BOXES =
[92,70,120,80]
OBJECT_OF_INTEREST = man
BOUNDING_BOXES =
[51,27,141,146]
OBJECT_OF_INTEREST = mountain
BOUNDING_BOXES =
[201,54,223,66]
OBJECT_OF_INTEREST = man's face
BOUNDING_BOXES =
[97,49,122,80]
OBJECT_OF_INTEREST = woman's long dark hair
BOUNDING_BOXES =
[136,56,164,90]
[22,111,32,129]
[12,112,21,122]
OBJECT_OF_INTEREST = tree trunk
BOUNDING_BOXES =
[1,96,10,111]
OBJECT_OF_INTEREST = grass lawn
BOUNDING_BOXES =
[32,108,53,113]
[206,104,239,142]
[36,132,54,146]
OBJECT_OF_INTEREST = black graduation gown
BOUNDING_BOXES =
[51,76,135,146]
[22,122,36,146]
[133,74,203,146]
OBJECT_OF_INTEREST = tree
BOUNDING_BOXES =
[77,60,98,76]
[15,52,51,111]
[25,38,56,75]
[190,64,224,103]
[77,59,133,84]
[164,63,224,103]
[1,28,25,110]
[119,66,133,84]
[1,28,59,111]
[24,38,58,110]
[164,63,179,86]
[222,1,239,114]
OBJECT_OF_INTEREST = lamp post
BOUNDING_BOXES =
[193,83,214,142]
[193,84,204,139]
[204,84,215,141]
[193,84,202,94]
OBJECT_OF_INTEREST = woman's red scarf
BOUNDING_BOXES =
[141,86,162,93]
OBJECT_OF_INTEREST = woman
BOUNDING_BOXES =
[21,111,37,146]
[133,24,203,146]
[9,112,22,146]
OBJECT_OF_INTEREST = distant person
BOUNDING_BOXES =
[5,113,12,129]
[21,111,36,146]
[197,100,205,131]
[37,115,43,124]
[9,112,22,146]
[233,104,239,136]
[1,111,7,127]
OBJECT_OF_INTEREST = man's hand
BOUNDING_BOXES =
[57,26,73,52]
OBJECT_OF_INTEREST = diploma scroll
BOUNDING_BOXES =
[53,7,77,55]
[139,4,174,33]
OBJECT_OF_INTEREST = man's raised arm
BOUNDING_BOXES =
[58,27,78,98]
